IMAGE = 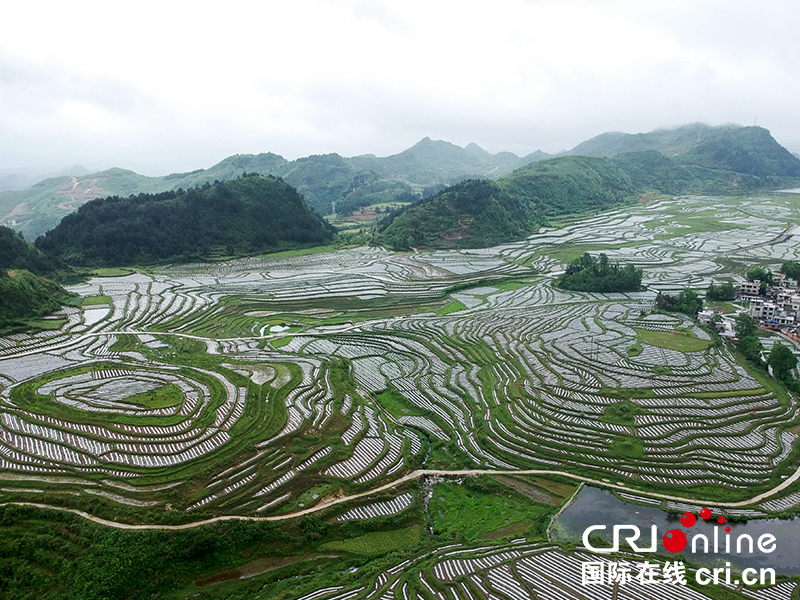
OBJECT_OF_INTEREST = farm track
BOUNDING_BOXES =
[6,462,800,531]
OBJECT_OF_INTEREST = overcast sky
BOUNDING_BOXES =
[2,0,800,176]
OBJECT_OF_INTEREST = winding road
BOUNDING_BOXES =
[4,464,800,531]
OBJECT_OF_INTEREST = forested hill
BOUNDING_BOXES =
[378,156,634,249]
[0,225,75,328]
[567,123,800,178]
[35,175,336,267]
[0,270,75,329]
[0,224,63,276]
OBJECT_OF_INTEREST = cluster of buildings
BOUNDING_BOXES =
[697,273,800,340]
[741,273,800,329]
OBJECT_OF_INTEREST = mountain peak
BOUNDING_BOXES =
[464,142,489,157]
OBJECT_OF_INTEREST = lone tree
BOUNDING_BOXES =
[734,313,759,339]
[781,261,800,280]
[768,343,797,382]
[734,313,764,367]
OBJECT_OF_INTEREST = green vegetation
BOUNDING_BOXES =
[735,313,765,367]
[601,400,648,427]
[376,386,425,418]
[429,476,556,540]
[121,383,184,410]
[435,300,467,315]
[270,336,293,348]
[36,175,336,267]
[556,252,643,292]
[380,156,635,249]
[608,435,644,460]
[0,224,64,276]
[81,294,112,305]
[706,281,736,302]
[780,260,800,280]
[768,343,799,392]
[746,265,773,287]
[0,269,76,329]
[655,288,703,315]
[637,328,710,352]
[0,504,295,600]
[320,525,420,555]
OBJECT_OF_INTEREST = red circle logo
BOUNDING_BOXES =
[681,512,697,527]
[717,516,726,524]
[663,529,688,553]
[700,507,712,519]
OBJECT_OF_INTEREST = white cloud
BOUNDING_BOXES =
[1,0,799,172]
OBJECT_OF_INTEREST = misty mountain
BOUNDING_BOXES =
[566,123,800,177]
[350,137,538,183]
[0,141,551,240]
[378,138,800,250]
[3,123,798,241]
[0,165,92,193]
[379,156,634,249]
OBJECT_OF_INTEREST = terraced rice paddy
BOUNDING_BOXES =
[291,540,796,600]
[2,195,800,598]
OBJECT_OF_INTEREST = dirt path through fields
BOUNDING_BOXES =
[3,465,799,530]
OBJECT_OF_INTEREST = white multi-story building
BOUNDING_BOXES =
[737,281,762,297]
[749,299,796,325]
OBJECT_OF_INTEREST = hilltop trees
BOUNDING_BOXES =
[36,176,335,267]
[0,270,76,328]
[556,253,643,292]
[781,261,800,280]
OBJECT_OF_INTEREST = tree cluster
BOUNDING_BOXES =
[706,281,736,301]
[746,266,773,284]
[734,313,765,367]
[0,225,63,276]
[556,253,643,293]
[781,260,800,281]
[768,343,798,385]
[655,289,703,315]
[35,176,336,267]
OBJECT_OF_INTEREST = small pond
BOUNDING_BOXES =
[550,486,800,576]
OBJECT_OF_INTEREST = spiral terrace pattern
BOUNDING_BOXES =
[1,195,800,522]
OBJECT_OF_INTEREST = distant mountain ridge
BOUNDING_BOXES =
[3,123,799,241]
[566,123,800,178]
[378,156,635,249]
[0,140,550,240]
[378,133,800,250]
